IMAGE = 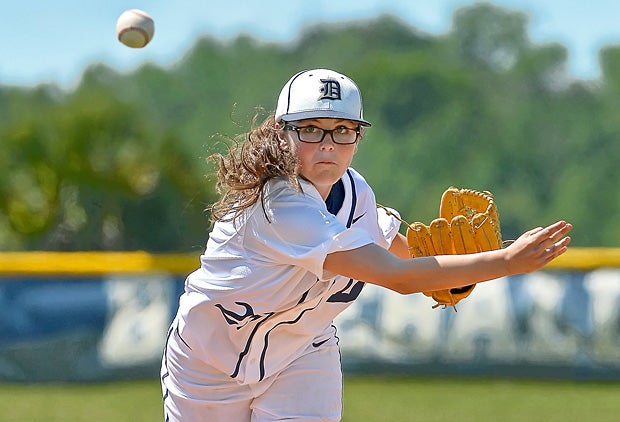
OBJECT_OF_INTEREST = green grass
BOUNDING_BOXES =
[0,379,162,422]
[341,376,620,421]
[1,376,619,421]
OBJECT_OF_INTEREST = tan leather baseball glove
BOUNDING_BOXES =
[406,187,502,310]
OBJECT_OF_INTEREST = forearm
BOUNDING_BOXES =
[325,243,508,295]
[325,221,571,295]
[390,251,508,294]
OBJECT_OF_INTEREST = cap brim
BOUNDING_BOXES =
[279,110,371,127]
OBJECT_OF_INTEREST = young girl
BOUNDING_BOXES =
[161,68,572,421]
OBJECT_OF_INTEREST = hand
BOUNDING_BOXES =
[503,220,572,275]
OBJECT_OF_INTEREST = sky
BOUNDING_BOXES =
[2,0,620,90]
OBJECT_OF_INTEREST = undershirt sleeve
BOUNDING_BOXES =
[377,205,402,247]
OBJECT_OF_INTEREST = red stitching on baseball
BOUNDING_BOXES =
[130,10,153,22]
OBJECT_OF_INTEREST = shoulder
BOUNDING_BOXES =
[343,167,370,187]
[263,177,324,210]
[244,178,352,266]
[260,177,340,230]
[343,167,374,196]
[342,167,377,206]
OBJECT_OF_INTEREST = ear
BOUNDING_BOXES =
[277,131,290,150]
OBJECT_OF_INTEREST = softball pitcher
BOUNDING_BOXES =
[161,68,572,421]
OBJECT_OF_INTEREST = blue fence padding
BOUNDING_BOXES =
[0,276,186,382]
[1,270,620,382]
[0,278,108,344]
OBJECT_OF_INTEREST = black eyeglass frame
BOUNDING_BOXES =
[283,123,361,145]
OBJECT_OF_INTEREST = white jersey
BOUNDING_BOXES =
[170,168,401,385]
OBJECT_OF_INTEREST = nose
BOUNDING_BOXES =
[319,132,337,149]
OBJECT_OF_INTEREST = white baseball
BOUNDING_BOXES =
[116,9,155,48]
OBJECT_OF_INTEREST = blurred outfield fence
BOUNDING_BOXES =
[0,248,619,382]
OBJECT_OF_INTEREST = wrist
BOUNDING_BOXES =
[497,247,512,276]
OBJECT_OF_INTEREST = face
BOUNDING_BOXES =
[279,118,361,199]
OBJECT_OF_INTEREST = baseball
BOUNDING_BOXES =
[116,9,155,48]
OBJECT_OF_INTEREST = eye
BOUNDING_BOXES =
[300,126,319,134]
[335,126,354,134]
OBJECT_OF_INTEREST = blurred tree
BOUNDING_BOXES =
[0,4,617,249]
[452,3,529,72]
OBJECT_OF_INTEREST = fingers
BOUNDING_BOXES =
[544,220,570,236]
[534,221,572,243]
[549,222,573,242]
[543,222,572,259]
[526,226,544,236]
[504,221,572,275]
[544,237,570,254]
[521,221,572,261]
[517,221,572,251]
[543,235,571,262]
[550,221,572,237]
[523,221,571,245]
[552,234,571,251]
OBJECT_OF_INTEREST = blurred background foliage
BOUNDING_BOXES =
[0,3,618,251]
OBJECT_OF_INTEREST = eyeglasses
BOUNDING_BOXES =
[284,124,361,145]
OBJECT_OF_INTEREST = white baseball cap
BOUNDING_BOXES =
[275,68,371,126]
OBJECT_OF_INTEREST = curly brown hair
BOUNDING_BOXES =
[208,114,301,223]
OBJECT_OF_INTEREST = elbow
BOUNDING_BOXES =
[392,260,426,295]
[378,262,423,295]
[390,280,420,295]
[394,287,412,295]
